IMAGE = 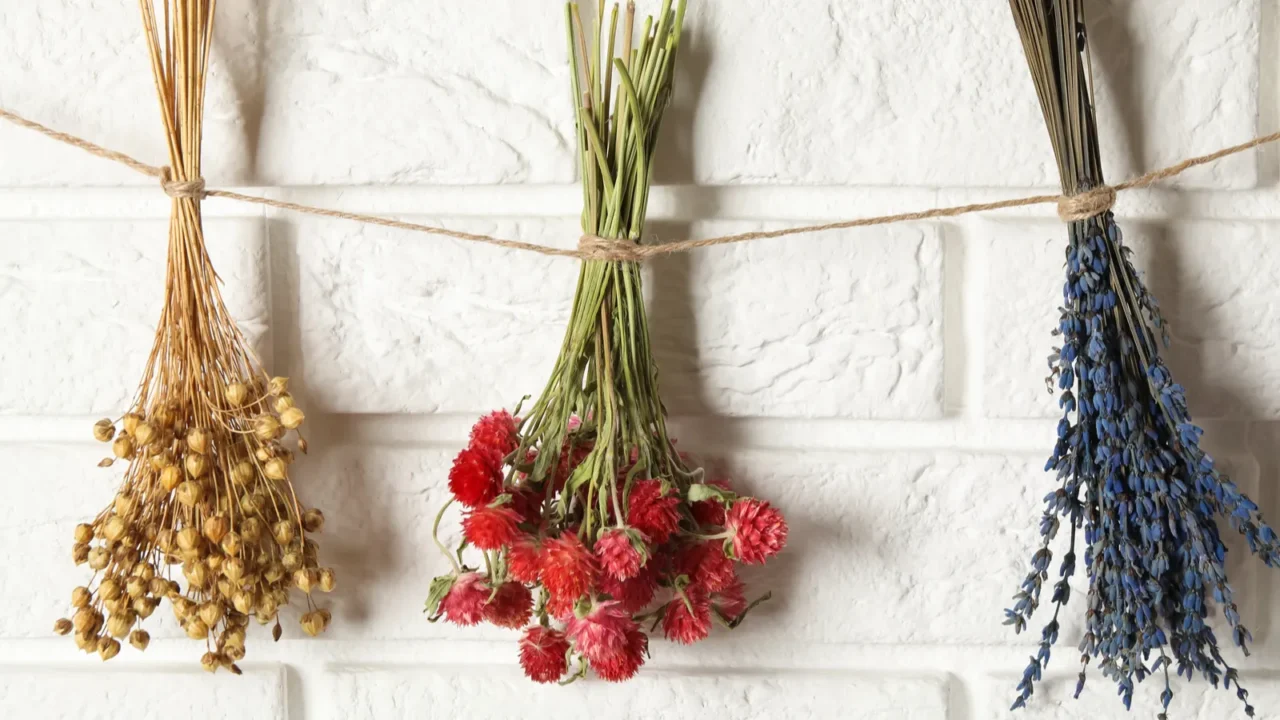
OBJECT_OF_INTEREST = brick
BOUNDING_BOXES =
[981,219,1280,419]
[0,0,264,185]
[277,217,942,418]
[0,219,267,415]
[329,666,949,719]
[0,665,285,720]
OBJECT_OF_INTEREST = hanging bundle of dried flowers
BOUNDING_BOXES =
[53,0,333,672]
[1004,1,1280,716]
[425,0,788,684]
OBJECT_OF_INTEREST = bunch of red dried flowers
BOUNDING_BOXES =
[425,0,787,685]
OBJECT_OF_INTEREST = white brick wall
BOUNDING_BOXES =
[2,1,1279,718]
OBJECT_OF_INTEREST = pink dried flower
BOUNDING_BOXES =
[484,582,533,629]
[726,498,788,564]
[461,505,523,551]
[519,626,570,684]
[627,479,681,544]
[662,585,712,645]
[448,447,503,509]
[566,600,634,663]
[440,572,489,626]
[595,528,648,581]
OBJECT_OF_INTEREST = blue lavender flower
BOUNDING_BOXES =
[1005,212,1279,717]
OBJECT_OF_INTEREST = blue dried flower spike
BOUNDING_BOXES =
[1006,213,1278,718]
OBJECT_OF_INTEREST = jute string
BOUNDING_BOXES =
[3,105,1277,262]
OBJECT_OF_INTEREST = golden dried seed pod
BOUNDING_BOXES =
[300,610,328,637]
[177,527,202,552]
[255,447,272,463]
[281,552,302,572]
[156,529,177,553]
[149,450,174,471]
[185,619,210,640]
[273,521,296,546]
[200,651,220,673]
[241,517,264,543]
[71,586,92,608]
[72,607,101,634]
[98,580,122,602]
[263,458,288,481]
[122,413,142,435]
[318,568,337,593]
[198,603,223,628]
[256,596,279,621]
[106,613,134,639]
[274,394,295,414]
[73,543,91,565]
[231,590,255,615]
[146,578,168,597]
[220,532,242,557]
[268,377,289,397]
[240,493,263,515]
[113,494,137,517]
[302,509,325,534]
[125,577,147,599]
[216,579,235,598]
[111,435,135,460]
[152,406,175,429]
[264,563,286,583]
[254,415,282,442]
[183,453,209,479]
[297,437,309,454]
[231,461,255,486]
[279,406,305,429]
[73,523,94,544]
[204,515,230,544]
[226,382,249,408]
[225,644,246,662]
[133,422,156,446]
[93,419,116,443]
[102,516,127,542]
[184,562,209,589]
[98,637,121,661]
[187,428,211,455]
[160,465,183,491]
[172,597,195,620]
[293,568,315,594]
[132,563,155,582]
[223,557,246,582]
[224,627,247,648]
[87,548,111,570]
[129,629,150,651]
[133,597,157,620]
[176,480,204,507]
[74,631,95,651]
[54,618,73,636]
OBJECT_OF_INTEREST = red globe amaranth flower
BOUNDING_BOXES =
[627,479,681,544]
[470,410,518,462]
[690,478,732,527]
[595,528,647,581]
[552,441,594,491]
[599,560,659,614]
[540,534,598,613]
[440,573,490,626]
[448,447,503,508]
[726,499,788,564]
[712,577,748,619]
[485,582,533,629]
[590,627,648,682]
[519,626,570,684]
[662,585,712,645]
[566,600,633,663]
[461,505,523,551]
[507,537,541,584]
[678,542,736,593]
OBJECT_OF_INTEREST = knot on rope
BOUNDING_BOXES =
[1057,185,1117,222]
[577,234,647,262]
[160,167,207,200]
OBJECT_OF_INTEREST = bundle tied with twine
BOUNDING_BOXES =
[1003,1,1280,717]
[54,0,334,672]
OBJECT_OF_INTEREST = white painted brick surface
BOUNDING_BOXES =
[330,666,949,719]
[0,1,1278,718]
[0,666,286,720]
[0,219,268,415]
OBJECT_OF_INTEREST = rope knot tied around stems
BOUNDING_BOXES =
[159,167,207,200]
[1057,185,1117,222]
[577,234,648,262]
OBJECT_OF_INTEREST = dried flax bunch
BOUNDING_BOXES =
[426,0,787,684]
[54,0,333,671]
[1004,1,1280,716]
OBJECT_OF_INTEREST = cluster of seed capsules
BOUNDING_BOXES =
[54,377,334,672]
[428,411,789,683]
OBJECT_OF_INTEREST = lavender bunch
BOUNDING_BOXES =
[1004,2,1280,717]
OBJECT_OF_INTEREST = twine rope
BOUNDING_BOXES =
[2,106,1277,262]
